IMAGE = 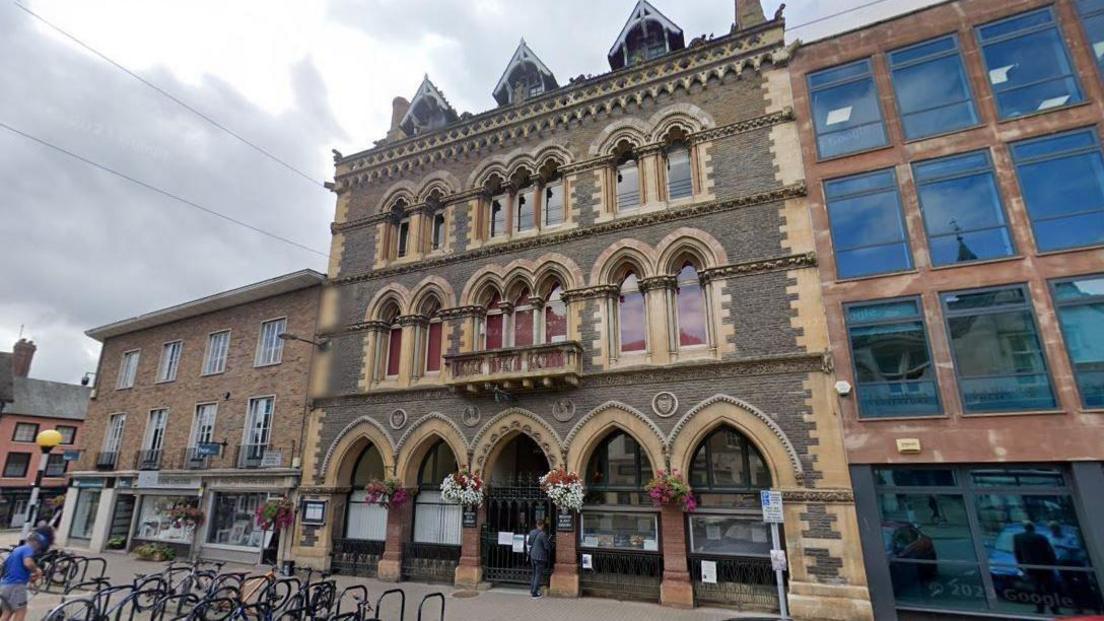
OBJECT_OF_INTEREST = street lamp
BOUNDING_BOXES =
[20,429,63,543]
[277,332,329,351]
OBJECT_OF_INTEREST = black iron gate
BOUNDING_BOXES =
[480,477,555,586]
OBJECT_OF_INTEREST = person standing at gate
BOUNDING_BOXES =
[527,519,550,599]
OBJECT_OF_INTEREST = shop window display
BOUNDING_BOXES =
[208,492,267,548]
[136,496,199,544]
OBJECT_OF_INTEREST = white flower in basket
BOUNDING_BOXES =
[440,470,485,507]
[540,468,585,513]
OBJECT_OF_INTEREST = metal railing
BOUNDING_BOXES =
[180,446,217,470]
[689,555,780,611]
[578,548,663,602]
[400,543,460,584]
[331,539,385,578]
[235,443,269,469]
[94,451,117,470]
[134,449,163,470]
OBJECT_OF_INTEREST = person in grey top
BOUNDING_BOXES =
[527,520,550,599]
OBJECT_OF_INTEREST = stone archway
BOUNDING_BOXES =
[564,402,666,477]
[471,409,563,476]
[394,413,469,487]
[322,416,397,486]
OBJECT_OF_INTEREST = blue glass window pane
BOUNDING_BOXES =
[1054,276,1104,407]
[880,494,976,561]
[1080,12,1104,76]
[914,151,1013,265]
[1054,275,1104,302]
[1079,0,1104,13]
[970,466,1066,487]
[1013,132,1104,252]
[890,37,978,139]
[826,171,911,278]
[847,299,921,323]
[809,60,887,158]
[890,562,988,611]
[978,9,1083,119]
[874,468,957,487]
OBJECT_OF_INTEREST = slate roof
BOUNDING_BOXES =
[5,376,91,421]
[0,352,12,405]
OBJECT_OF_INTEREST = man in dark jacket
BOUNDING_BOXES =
[1014,522,1059,614]
[527,520,550,599]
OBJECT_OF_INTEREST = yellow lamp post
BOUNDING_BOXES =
[20,429,64,543]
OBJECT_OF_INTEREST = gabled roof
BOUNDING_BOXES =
[400,76,459,137]
[607,0,684,70]
[85,269,325,341]
[6,376,90,421]
[493,39,559,106]
[0,352,12,405]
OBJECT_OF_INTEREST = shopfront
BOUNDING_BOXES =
[854,463,1104,620]
[198,472,299,565]
[69,483,103,545]
[578,431,662,602]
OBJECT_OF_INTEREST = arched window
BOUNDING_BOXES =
[483,291,504,350]
[619,273,646,353]
[687,426,773,557]
[581,431,658,553]
[512,287,535,347]
[616,156,641,211]
[421,297,443,374]
[666,143,692,200]
[381,302,402,379]
[543,175,565,227]
[489,191,506,239]
[544,284,567,344]
[389,198,410,259]
[346,444,387,541]
[414,440,461,546]
[515,183,535,233]
[675,263,707,348]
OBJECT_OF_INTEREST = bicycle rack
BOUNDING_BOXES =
[417,592,445,621]
[371,588,406,621]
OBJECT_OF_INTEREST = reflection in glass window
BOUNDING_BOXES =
[544,285,567,344]
[913,151,1014,265]
[513,289,534,347]
[1078,0,1104,77]
[580,512,658,551]
[208,492,266,548]
[666,145,693,199]
[889,35,978,139]
[544,182,564,227]
[1052,275,1104,407]
[586,431,651,491]
[942,286,1056,413]
[825,169,912,278]
[484,293,504,350]
[431,213,445,250]
[689,427,771,490]
[688,515,770,556]
[977,7,1083,119]
[675,264,707,347]
[846,299,940,418]
[516,187,535,232]
[490,194,506,238]
[874,466,1102,615]
[1011,130,1104,252]
[619,273,647,353]
[808,59,888,158]
[616,159,641,211]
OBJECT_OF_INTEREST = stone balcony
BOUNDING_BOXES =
[444,342,582,393]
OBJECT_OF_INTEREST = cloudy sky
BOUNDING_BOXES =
[0,0,940,384]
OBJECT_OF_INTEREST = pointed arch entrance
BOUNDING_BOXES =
[331,443,387,577]
[404,439,463,583]
[480,432,555,587]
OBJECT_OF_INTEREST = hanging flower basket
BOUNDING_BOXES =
[168,503,205,528]
[645,469,696,512]
[255,497,295,531]
[539,468,584,513]
[363,478,410,509]
[440,469,484,507]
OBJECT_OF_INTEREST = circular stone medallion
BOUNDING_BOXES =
[388,408,408,430]
[461,405,481,428]
[651,392,679,418]
[551,398,576,423]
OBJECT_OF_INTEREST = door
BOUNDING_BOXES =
[9,497,28,528]
[480,478,556,586]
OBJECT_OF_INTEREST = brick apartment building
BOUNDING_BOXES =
[59,270,323,565]
[291,1,872,618]
[0,339,89,528]
[789,0,1104,618]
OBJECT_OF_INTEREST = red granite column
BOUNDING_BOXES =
[550,513,579,597]
[454,504,483,588]
[659,504,693,607]
[376,491,414,582]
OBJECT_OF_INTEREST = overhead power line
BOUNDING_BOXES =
[14,1,326,189]
[787,0,898,32]
[0,121,328,258]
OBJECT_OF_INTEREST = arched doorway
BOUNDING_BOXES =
[405,440,462,583]
[481,434,554,586]
[578,430,663,602]
[332,443,387,577]
[686,425,779,611]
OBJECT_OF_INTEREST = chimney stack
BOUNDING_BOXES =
[735,0,767,30]
[12,338,35,378]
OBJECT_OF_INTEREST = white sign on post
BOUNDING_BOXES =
[760,490,784,523]
[700,560,718,584]
[771,549,788,572]
[581,554,593,570]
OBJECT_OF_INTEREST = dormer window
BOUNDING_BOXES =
[608,1,684,70]
[399,76,458,137]
[493,39,559,106]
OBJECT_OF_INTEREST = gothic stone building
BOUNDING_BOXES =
[294,2,871,618]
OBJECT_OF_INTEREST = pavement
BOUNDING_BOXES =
[2,530,782,620]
